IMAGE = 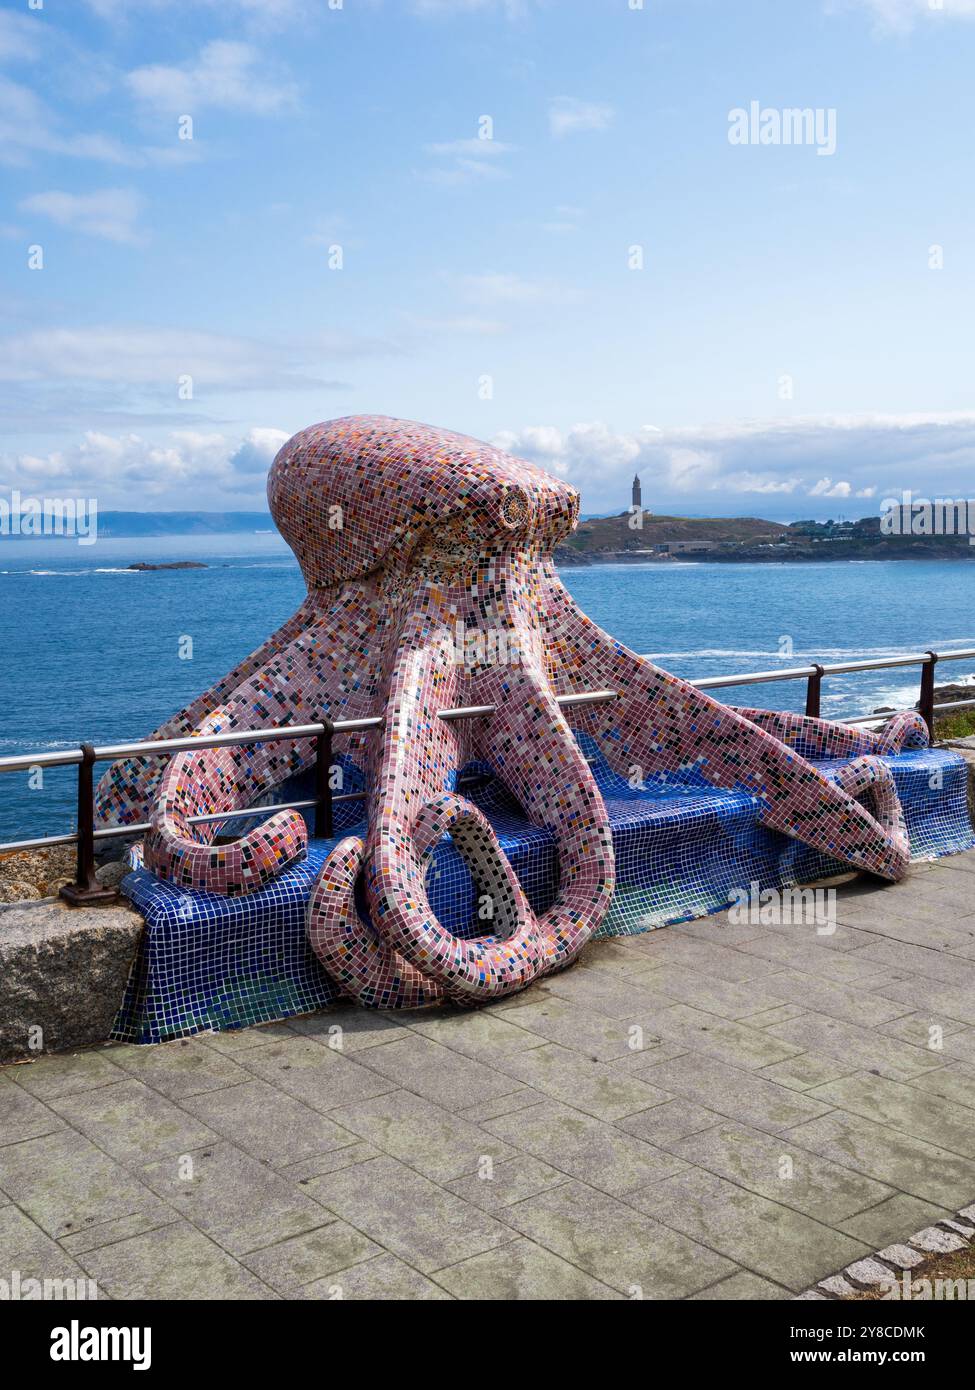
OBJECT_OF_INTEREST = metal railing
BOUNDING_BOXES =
[1,646,974,905]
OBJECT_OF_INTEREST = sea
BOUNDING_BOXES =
[2,532,974,845]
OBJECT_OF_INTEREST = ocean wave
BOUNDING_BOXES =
[647,642,975,661]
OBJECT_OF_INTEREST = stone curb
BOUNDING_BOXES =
[797,1205,975,1299]
[0,898,143,1062]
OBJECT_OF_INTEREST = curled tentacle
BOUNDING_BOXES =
[832,755,910,877]
[307,836,443,1009]
[373,793,545,1002]
[874,711,930,754]
[734,707,930,758]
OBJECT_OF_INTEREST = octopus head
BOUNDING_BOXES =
[267,414,579,589]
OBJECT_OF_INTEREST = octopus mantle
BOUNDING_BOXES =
[96,415,928,1010]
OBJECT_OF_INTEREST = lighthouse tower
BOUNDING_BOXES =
[631,474,642,511]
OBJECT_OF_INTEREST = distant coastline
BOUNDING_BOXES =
[3,507,974,563]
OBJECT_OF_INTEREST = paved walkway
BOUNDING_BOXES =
[2,850,975,1300]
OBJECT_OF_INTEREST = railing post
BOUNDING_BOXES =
[314,718,335,839]
[59,743,118,907]
[919,651,939,744]
[804,664,824,719]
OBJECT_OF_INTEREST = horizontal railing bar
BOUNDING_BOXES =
[692,666,818,689]
[933,697,975,713]
[1,645,973,778]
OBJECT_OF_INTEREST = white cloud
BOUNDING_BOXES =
[458,272,580,305]
[1,426,289,501]
[548,97,615,138]
[19,189,145,244]
[809,477,852,498]
[421,136,516,185]
[841,0,975,32]
[410,1,535,14]
[86,0,305,26]
[0,76,198,169]
[0,11,41,63]
[0,325,366,392]
[126,40,297,116]
[494,413,975,513]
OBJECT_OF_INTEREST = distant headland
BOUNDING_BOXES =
[556,513,975,565]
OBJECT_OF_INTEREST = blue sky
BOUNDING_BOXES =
[1,0,973,519]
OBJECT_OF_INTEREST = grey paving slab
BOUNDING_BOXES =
[198,1022,298,1053]
[434,1236,623,1299]
[734,933,910,984]
[353,1033,523,1111]
[872,975,975,1027]
[835,1193,954,1248]
[759,1052,859,1092]
[59,1207,182,1256]
[46,1078,218,1165]
[807,1070,975,1158]
[459,1088,547,1124]
[240,1221,380,1292]
[328,1089,513,1183]
[301,1154,515,1274]
[745,969,910,1028]
[286,1004,409,1053]
[633,962,788,1019]
[140,1141,329,1256]
[104,1038,252,1098]
[942,1028,975,1067]
[491,994,647,1060]
[446,1155,567,1211]
[665,1120,894,1224]
[238,1034,399,1112]
[0,1203,98,1290]
[178,1079,357,1167]
[0,1072,66,1145]
[503,1179,737,1298]
[742,1003,808,1028]
[401,1008,548,1063]
[2,844,974,1301]
[484,1099,687,1196]
[690,1270,792,1300]
[853,938,975,989]
[638,1003,804,1070]
[7,1047,127,1100]
[616,1097,724,1148]
[786,1109,975,1209]
[281,1143,383,1182]
[766,1012,944,1080]
[628,1167,871,1292]
[77,1220,275,1300]
[497,1043,671,1120]
[626,927,779,977]
[879,1011,968,1049]
[641,1053,832,1133]
[301,1252,454,1300]
[909,1064,975,1110]
[0,1129,169,1239]
[534,964,675,1020]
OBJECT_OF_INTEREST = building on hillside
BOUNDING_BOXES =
[631,474,642,510]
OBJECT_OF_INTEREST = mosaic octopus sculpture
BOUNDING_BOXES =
[96,416,928,1009]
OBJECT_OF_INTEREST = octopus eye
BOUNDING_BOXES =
[499,488,530,529]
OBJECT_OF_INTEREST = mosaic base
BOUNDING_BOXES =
[113,741,973,1043]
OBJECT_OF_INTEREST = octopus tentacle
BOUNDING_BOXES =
[144,583,394,892]
[307,836,444,1009]
[94,593,325,828]
[538,561,910,881]
[732,707,929,757]
[832,756,910,868]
